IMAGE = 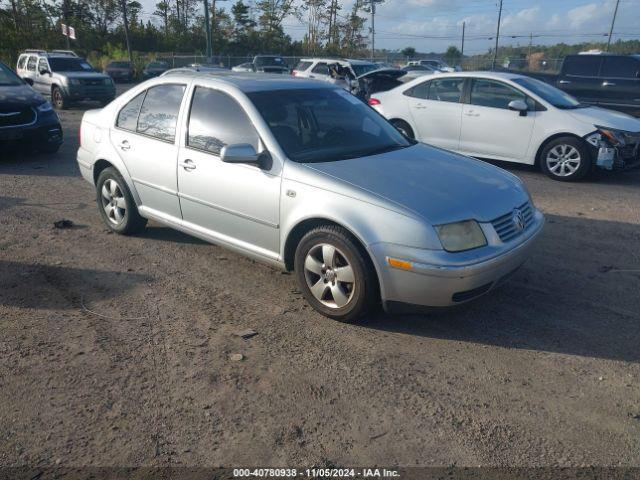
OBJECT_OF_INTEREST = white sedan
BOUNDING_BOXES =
[369,72,640,181]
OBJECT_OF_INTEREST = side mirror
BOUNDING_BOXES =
[39,67,50,75]
[23,77,34,86]
[508,99,528,116]
[221,144,268,168]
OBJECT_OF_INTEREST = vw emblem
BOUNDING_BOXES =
[512,208,526,232]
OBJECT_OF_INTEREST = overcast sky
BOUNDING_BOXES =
[137,0,640,54]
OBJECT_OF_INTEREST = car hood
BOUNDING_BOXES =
[303,143,528,225]
[57,71,110,80]
[567,106,640,132]
[0,83,45,109]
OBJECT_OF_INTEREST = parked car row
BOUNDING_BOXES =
[76,70,544,321]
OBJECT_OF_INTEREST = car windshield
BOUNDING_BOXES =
[49,57,95,72]
[0,63,23,86]
[351,63,378,76]
[255,56,285,67]
[513,76,584,109]
[248,88,413,163]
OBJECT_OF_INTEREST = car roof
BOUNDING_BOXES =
[299,58,376,65]
[420,71,526,81]
[161,70,334,92]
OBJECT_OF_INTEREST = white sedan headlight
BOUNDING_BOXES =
[435,220,487,252]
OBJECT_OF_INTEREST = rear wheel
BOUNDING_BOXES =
[96,167,147,234]
[540,136,591,181]
[391,119,415,139]
[294,225,377,322]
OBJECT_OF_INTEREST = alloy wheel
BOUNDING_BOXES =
[546,144,581,177]
[100,178,127,226]
[303,243,355,309]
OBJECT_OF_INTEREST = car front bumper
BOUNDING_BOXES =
[61,84,116,102]
[0,113,63,149]
[372,210,544,313]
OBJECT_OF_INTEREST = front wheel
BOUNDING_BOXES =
[294,225,378,322]
[51,86,67,110]
[540,136,591,181]
[96,167,147,234]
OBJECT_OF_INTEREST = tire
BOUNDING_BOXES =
[96,167,147,234]
[294,225,378,322]
[390,119,415,139]
[540,136,592,181]
[51,86,67,110]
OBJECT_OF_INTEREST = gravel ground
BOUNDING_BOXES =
[1,86,639,469]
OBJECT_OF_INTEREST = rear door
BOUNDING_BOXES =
[557,55,604,105]
[308,62,331,83]
[598,56,640,112]
[459,78,536,162]
[110,83,187,219]
[34,58,51,95]
[404,77,464,151]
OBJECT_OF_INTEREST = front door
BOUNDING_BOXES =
[109,83,186,219]
[598,56,640,113]
[177,86,281,257]
[459,78,536,162]
[405,76,465,151]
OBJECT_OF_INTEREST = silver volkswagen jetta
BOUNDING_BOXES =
[77,71,543,322]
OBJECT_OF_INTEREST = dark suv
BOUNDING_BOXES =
[0,61,63,153]
[548,54,640,116]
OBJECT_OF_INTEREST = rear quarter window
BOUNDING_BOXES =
[17,56,27,70]
[295,61,312,71]
[116,91,146,131]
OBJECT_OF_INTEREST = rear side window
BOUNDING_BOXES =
[563,56,602,77]
[136,84,186,142]
[187,87,259,155]
[428,78,464,103]
[295,61,312,71]
[27,57,37,71]
[312,63,329,75]
[116,91,146,131]
[601,57,640,78]
[17,56,27,70]
[470,79,527,109]
[404,81,430,99]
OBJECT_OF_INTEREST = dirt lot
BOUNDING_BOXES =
[1,87,639,469]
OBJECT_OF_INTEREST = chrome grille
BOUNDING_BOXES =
[491,202,534,243]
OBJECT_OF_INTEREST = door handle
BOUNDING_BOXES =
[119,140,130,151]
[558,80,572,85]
[602,81,616,87]
[414,103,427,109]
[464,111,479,117]
[180,159,196,171]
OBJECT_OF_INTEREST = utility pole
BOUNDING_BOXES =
[461,21,465,56]
[370,0,376,61]
[204,0,213,61]
[606,0,620,52]
[120,0,133,63]
[491,0,503,70]
[62,0,71,49]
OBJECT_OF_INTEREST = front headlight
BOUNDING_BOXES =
[69,78,81,85]
[103,78,113,85]
[435,220,487,252]
[594,126,627,147]
[36,101,53,113]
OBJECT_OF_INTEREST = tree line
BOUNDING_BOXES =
[0,0,372,65]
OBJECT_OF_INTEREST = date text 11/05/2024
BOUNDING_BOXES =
[233,468,401,478]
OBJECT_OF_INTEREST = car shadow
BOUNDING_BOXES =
[357,213,640,364]
[0,260,152,311]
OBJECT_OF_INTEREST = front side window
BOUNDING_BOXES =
[427,78,464,103]
[248,88,412,163]
[37,58,48,73]
[470,79,526,109]
[27,57,37,71]
[601,57,640,78]
[116,91,146,131]
[136,84,186,142]
[187,87,259,155]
